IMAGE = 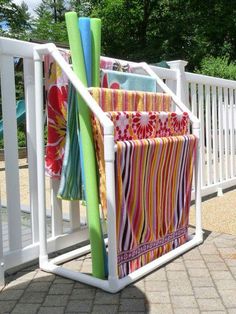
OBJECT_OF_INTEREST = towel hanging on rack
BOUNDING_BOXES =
[116,135,197,278]
[100,56,131,72]
[107,111,189,141]
[44,50,70,178]
[57,83,83,200]
[101,69,157,92]
[89,87,171,112]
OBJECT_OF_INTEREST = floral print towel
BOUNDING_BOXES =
[107,111,189,141]
[44,50,70,178]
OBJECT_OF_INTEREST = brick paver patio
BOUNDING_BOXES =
[1,229,236,313]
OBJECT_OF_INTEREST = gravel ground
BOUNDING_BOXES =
[0,159,236,235]
[190,189,236,235]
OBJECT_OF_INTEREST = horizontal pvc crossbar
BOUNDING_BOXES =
[51,238,108,265]
[41,235,203,293]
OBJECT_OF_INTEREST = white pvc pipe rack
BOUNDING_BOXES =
[34,43,203,293]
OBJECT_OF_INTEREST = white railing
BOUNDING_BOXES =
[186,71,236,196]
[0,37,235,285]
[151,60,236,197]
[0,37,89,286]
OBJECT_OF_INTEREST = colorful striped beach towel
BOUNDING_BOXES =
[89,87,171,112]
[116,135,197,277]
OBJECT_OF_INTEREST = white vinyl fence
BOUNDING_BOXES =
[151,60,236,197]
[0,37,235,285]
[0,38,88,286]
[186,72,236,196]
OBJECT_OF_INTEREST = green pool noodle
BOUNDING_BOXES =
[90,17,108,277]
[90,18,101,87]
[65,12,105,279]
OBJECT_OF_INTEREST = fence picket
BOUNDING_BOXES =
[224,88,230,180]
[0,205,4,285]
[211,86,218,184]
[51,178,63,237]
[198,84,206,186]
[205,85,212,185]
[69,201,81,231]
[23,59,39,243]
[190,83,197,116]
[229,89,235,178]
[0,55,22,251]
[218,87,224,182]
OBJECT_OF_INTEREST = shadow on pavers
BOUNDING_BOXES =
[2,228,213,313]
[2,265,149,313]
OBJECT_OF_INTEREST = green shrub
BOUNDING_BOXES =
[195,56,236,80]
[0,138,4,149]
[0,126,48,150]
[0,130,26,149]
[17,130,26,147]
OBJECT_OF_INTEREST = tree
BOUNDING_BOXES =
[91,0,157,60]
[35,0,67,23]
[32,0,68,42]
[0,0,31,39]
[69,0,93,16]
[91,0,236,70]
[155,0,236,70]
[196,56,236,80]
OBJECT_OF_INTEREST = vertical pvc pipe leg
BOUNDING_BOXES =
[34,50,48,265]
[104,135,119,290]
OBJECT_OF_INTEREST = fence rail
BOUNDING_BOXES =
[186,74,236,196]
[0,37,236,285]
[0,38,89,286]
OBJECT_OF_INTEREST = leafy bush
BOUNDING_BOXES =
[0,126,48,150]
[0,138,4,149]
[0,130,26,149]
[17,130,26,147]
[195,56,236,80]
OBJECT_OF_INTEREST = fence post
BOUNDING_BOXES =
[167,60,188,108]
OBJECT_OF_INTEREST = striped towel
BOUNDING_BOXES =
[116,135,197,278]
[90,88,172,213]
[57,83,82,200]
[89,87,171,112]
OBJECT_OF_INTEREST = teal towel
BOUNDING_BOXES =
[58,83,82,200]
[101,69,157,92]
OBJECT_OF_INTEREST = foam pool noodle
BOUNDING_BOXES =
[65,12,105,279]
[90,17,108,277]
